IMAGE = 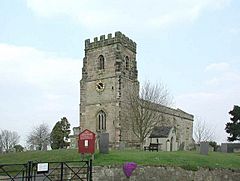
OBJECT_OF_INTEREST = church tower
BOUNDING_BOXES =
[80,32,139,145]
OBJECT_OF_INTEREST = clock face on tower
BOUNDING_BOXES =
[96,81,105,92]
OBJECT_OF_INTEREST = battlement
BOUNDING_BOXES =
[85,31,137,53]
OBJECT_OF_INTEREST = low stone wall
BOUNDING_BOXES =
[93,166,240,181]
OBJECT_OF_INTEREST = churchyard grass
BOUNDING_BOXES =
[0,149,239,171]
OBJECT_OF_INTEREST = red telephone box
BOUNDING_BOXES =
[78,129,96,154]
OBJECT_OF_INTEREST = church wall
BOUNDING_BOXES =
[80,32,138,145]
[145,127,178,151]
[159,112,194,150]
[84,77,116,105]
[141,105,194,151]
[83,103,119,143]
[85,46,116,79]
[80,32,194,150]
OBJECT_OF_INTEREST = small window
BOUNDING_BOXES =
[97,110,106,130]
[98,55,105,70]
[125,56,129,70]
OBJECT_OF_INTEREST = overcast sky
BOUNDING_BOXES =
[0,0,240,145]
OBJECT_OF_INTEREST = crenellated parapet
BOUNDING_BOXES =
[85,31,137,53]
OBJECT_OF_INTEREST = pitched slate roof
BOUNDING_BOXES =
[149,126,172,138]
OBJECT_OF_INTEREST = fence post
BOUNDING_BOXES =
[89,159,92,181]
[27,161,32,181]
[60,162,64,181]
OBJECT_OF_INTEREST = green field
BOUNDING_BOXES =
[1,149,240,171]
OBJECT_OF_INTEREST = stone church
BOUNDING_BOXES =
[79,32,194,151]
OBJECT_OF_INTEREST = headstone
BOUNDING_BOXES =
[119,141,125,150]
[221,143,240,153]
[99,133,109,154]
[179,142,185,151]
[221,143,228,153]
[209,145,214,152]
[200,142,209,155]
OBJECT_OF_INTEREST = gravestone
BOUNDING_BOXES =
[200,142,209,155]
[221,143,228,153]
[99,133,109,154]
[119,141,125,150]
[221,143,240,153]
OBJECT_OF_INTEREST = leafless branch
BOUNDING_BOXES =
[27,123,50,150]
[124,81,172,145]
[0,130,20,153]
[194,118,214,143]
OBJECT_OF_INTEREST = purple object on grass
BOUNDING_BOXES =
[123,162,137,177]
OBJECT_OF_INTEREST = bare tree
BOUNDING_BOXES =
[27,123,50,151]
[0,130,20,153]
[194,118,214,144]
[124,81,172,147]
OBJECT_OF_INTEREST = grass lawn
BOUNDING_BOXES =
[0,149,240,171]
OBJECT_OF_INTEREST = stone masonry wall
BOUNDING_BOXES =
[80,32,194,149]
[93,166,240,181]
[80,32,139,145]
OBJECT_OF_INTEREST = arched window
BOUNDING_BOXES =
[98,55,105,70]
[125,56,129,70]
[97,110,106,130]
